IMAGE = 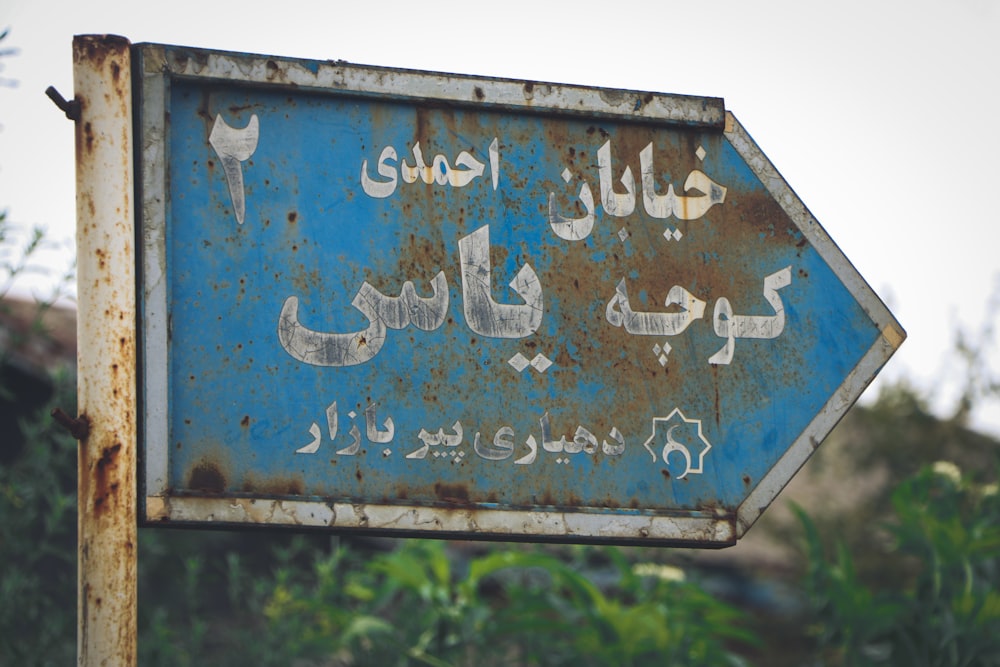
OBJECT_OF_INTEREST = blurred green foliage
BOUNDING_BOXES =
[0,367,78,666]
[252,541,755,667]
[798,462,1000,666]
[133,527,756,666]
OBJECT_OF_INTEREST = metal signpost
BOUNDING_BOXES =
[73,35,137,666]
[130,42,903,547]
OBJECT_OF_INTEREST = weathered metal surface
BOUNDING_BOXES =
[136,43,903,546]
[74,34,137,667]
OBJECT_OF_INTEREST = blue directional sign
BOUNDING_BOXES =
[136,43,904,545]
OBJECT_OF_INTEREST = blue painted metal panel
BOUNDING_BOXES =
[137,44,903,544]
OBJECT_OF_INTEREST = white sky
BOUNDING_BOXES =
[1,0,998,437]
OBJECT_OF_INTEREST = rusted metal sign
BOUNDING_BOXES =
[137,43,904,546]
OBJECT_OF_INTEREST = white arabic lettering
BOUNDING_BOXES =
[709,266,792,365]
[605,267,792,365]
[549,170,595,241]
[278,273,448,367]
[361,139,499,198]
[548,141,727,241]
[606,281,707,336]
[459,225,543,339]
[295,401,631,466]
[597,140,636,217]
[209,114,260,225]
[407,421,463,459]
[639,143,727,220]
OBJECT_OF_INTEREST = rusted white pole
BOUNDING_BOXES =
[73,34,137,667]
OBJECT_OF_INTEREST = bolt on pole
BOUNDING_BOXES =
[73,34,137,667]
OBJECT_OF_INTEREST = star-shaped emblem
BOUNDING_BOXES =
[642,408,712,479]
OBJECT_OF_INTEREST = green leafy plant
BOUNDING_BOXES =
[0,367,78,666]
[798,461,1000,666]
[258,540,756,667]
